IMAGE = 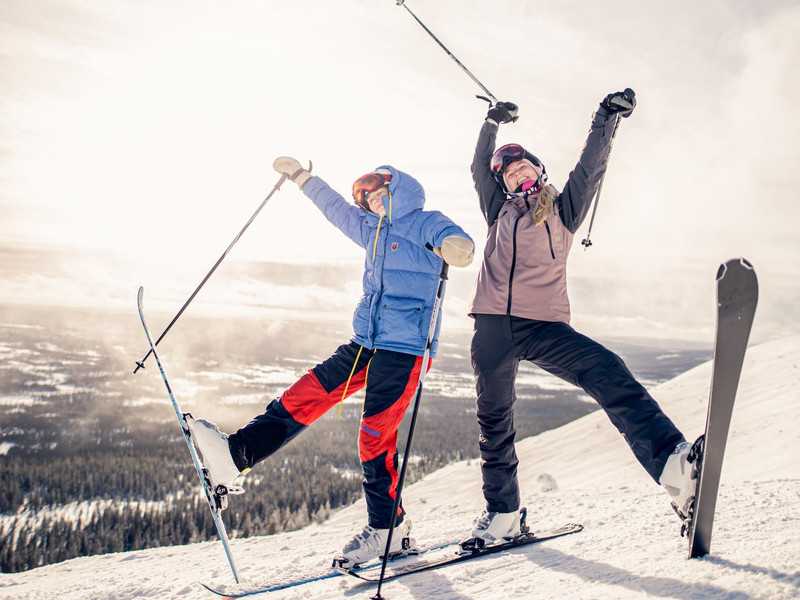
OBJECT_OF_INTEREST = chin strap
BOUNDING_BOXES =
[509,176,544,198]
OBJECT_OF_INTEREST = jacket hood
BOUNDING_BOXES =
[369,165,425,222]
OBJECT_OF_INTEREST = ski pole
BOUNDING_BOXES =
[581,115,622,250]
[133,168,301,373]
[395,0,498,104]
[371,261,449,600]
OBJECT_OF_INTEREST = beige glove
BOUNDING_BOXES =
[433,236,474,268]
[273,156,313,190]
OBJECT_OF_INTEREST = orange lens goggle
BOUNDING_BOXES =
[352,172,391,208]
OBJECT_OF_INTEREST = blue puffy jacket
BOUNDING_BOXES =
[302,166,472,357]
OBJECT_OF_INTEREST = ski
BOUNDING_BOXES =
[136,287,241,582]
[200,524,582,597]
[200,571,343,598]
[344,523,583,583]
[686,258,758,558]
[199,541,453,598]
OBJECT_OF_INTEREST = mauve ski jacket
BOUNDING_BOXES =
[469,107,618,323]
[303,166,472,357]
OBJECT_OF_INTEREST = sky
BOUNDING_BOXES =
[1,334,798,599]
[1,0,800,343]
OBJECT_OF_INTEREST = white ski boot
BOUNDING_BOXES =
[332,520,418,570]
[185,414,244,499]
[660,439,702,520]
[460,507,529,551]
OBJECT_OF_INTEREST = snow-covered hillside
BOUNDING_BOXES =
[2,336,799,600]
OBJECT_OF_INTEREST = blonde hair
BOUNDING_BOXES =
[531,184,556,226]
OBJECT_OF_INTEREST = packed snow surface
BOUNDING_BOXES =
[1,336,798,599]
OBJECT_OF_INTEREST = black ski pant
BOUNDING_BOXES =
[471,314,686,513]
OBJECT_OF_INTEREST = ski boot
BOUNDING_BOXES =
[660,437,704,519]
[459,507,529,552]
[660,436,704,533]
[331,519,418,570]
[185,414,245,509]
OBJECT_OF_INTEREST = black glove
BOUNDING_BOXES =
[486,101,519,125]
[600,88,636,118]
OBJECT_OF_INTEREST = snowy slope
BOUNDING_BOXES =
[1,336,799,600]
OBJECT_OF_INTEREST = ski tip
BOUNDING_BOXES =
[552,522,584,535]
[738,257,754,270]
[716,257,755,281]
[715,263,727,281]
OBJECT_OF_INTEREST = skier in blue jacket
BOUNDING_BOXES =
[187,157,474,568]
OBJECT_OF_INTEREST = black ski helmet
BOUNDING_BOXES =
[490,143,548,196]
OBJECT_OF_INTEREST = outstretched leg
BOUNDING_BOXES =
[511,318,685,481]
[229,341,371,471]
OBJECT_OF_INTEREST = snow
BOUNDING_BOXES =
[1,336,799,600]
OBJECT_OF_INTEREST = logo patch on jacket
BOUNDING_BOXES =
[391,242,398,252]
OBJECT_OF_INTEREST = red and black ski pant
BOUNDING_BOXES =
[228,341,429,529]
[471,315,686,513]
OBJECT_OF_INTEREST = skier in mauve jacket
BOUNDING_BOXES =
[187,157,474,568]
[460,90,696,549]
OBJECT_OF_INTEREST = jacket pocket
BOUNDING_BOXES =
[352,295,373,339]
[544,221,556,259]
[376,295,426,342]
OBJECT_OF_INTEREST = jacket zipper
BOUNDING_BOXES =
[544,221,556,259]
[506,216,522,314]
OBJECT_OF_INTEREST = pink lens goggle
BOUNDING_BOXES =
[490,143,542,176]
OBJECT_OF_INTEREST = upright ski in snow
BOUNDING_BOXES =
[136,287,241,582]
[686,258,758,558]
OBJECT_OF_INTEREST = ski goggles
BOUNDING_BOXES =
[490,144,542,176]
[352,171,392,209]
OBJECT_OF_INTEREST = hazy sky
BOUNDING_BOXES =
[2,0,799,343]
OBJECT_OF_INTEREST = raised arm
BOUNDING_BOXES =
[471,100,520,226]
[471,121,508,227]
[273,156,368,248]
[558,89,637,233]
